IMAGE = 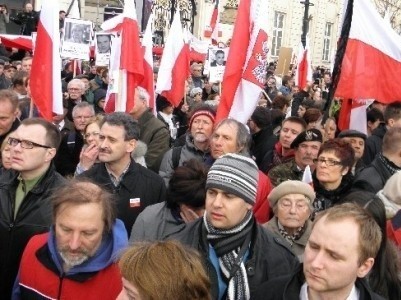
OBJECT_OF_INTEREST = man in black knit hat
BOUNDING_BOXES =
[170,153,298,299]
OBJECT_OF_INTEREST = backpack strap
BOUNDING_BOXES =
[171,146,183,170]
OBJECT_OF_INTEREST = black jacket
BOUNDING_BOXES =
[79,161,166,236]
[54,130,84,177]
[0,118,20,149]
[353,155,398,194]
[363,123,386,165]
[252,265,385,300]
[170,218,299,299]
[251,127,277,171]
[0,165,65,299]
[10,11,39,36]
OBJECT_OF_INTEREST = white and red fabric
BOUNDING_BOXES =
[141,14,155,113]
[335,0,401,103]
[0,34,32,51]
[210,0,220,44]
[338,99,373,133]
[101,0,144,112]
[216,0,269,124]
[302,165,313,189]
[294,39,312,90]
[155,11,190,107]
[104,36,121,113]
[29,2,63,120]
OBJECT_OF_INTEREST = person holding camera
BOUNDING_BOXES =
[0,4,9,34]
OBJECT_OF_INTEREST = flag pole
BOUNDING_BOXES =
[73,60,77,77]
[29,98,34,118]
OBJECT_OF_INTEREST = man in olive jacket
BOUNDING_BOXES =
[0,118,65,299]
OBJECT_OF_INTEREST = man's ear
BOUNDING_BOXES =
[357,257,374,278]
[127,139,137,153]
[45,148,57,162]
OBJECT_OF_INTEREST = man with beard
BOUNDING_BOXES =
[79,112,165,236]
[12,180,128,299]
[268,129,322,186]
[159,105,216,186]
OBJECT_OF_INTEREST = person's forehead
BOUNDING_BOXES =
[282,121,303,130]
[279,194,308,202]
[298,140,321,148]
[215,123,238,135]
[16,124,46,138]
[75,107,93,116]
[101,123,126,137]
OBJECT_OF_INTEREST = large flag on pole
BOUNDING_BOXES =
[101,0,144,112]
[333,0,401,103]
[141,14,155,112]
[155,11,190,107]
[30,1,63,120]
[294,38,312,90]
[216,0,269,124]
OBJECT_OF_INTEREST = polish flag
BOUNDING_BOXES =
[302,165,314,189]
[0,34,32,51]
[104,36,121,113]
[334,0,401,103]
[338,99,373,134]
[216,0,269,124]
[29,2,63,120]
[141,14,155,112]
[155,11,190,107]
[210,0,220,44]
[101,0,144,112]
[294,39,312,90]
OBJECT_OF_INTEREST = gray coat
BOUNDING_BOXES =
[0,12,9,34]
[263,216,312,262]
[129,202,185,243]
[159,133,210,186]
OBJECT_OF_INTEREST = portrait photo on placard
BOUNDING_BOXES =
[210,48,228,67]
[63,19,92,45]
[95,33,113,54]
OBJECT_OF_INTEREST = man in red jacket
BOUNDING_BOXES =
[13,180,128,300]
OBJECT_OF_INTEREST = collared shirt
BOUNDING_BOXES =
[105,162,131,187]
[300,282,360,300]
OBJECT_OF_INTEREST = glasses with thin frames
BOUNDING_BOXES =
[7,137,52,149]
[313,158,342,167]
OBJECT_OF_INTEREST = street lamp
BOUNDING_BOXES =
[300,0,314,48]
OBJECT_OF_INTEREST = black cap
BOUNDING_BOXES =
[338,129,367,141]
[291,129,323,149]
[156,94,172,112]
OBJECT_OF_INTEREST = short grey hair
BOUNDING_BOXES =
[67,78,85,92]
[72,102,95,118]
[214,118,251,155]
[136,86,149,106]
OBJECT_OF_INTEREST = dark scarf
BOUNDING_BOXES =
[204,210,254,300]
[277,220,306,246]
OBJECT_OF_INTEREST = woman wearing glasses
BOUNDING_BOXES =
[312,139,355,213]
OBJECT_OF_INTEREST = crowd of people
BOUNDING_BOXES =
[0,3,401,300]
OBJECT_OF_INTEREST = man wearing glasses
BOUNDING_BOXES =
[0,118,65,299]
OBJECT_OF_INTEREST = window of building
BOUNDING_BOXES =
[272,11,285,57]
[322,22,333,61]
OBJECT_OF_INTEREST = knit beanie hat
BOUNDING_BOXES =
[382,171,401,205]
[268,180,316,208]
[206,153,258,205]
[188,109,216,130]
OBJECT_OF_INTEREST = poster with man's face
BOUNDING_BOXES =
[95,33,114,66]
[209,47,229,82]
[61,18,93,60]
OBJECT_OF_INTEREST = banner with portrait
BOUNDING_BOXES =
[61,18,93,60]
[95,33,115,66]
[208,47,228,83]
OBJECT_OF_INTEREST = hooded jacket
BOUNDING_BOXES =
[13,219,128,300]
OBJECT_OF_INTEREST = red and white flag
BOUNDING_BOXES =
[216,0,269,124]
[101,0,144,112]
[155,11,190,107]
[334,0,401,103]
[338,99,373,133]
[210,0,220,44]
[294,38,312,90]
[30,2,63,120]
[0,34,32,51]
[141,14,155,112]
[302,165,314,189]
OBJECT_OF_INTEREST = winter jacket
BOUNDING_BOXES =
[137,110,171,173]
[353,155,400,194]
[54,130,84,177]
[263,217,312,262]
[169,217,299,299]
[10,11,39,35]
[13,220,127,300]
[252,265,385,300]
[129,202,185,243]
[251,127,277,171]
[0,165,65,299]
[312,172,354,213]
[363,123,386,165]
[159,133,211,186]
[79,160,166,236]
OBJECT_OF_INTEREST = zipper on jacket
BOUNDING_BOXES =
[57,273,65,299]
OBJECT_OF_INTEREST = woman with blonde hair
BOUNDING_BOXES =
[117,240,211,300]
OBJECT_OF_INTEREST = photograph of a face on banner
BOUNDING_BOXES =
[210,49,226,67]
[95,33,115,66]
[208,47,228,83]
[61,18,93,60]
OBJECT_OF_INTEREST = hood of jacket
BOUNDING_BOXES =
[47,219,128,275]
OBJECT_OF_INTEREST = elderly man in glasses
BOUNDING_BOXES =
[0,118,65,299]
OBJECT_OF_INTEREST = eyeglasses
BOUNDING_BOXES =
[313,158,342,167]
[84,132,100,139]
[8,137,52,149]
